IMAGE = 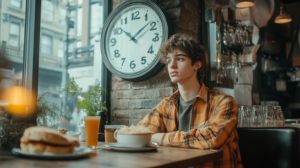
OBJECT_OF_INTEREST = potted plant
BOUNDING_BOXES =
[61,78,108,141]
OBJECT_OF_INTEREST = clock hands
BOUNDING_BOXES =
[120,28,137,43]
[129,21,152,42]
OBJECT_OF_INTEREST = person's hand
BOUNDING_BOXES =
[151,133,165,144]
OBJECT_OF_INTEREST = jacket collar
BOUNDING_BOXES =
[168,83,208,103]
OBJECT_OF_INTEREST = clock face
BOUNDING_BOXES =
[105,4,164,74]
[101,0,171,81]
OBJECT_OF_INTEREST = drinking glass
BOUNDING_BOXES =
[274,106,285,127]
[242,106,250,127]
[84,116,101,148]
[251,105,263,127]
[238,106,246,127]
[264,105,275,127]
[105,125,126,143]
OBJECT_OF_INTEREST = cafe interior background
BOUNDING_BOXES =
[0,0,300,146]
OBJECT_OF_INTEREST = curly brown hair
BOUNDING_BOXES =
[158,33,207,84]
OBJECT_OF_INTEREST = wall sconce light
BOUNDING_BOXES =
[233,0,254,8]
[275,6,292,24]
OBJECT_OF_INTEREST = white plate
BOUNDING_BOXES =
[66,132,81,138]
[104,142,158,152]
[12,146,92,159]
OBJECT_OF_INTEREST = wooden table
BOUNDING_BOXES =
[0,142,222,168]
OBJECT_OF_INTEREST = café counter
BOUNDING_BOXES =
[237,126,300,168]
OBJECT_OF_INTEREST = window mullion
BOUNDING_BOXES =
[22,0,42,124]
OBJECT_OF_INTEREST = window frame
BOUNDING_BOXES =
[101,0,112,124]
[22,0,41,124]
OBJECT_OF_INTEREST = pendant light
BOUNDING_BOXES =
[275,6,292,24]
[233,0,254,8]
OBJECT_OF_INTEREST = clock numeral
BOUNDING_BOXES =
[130,60,136,69]
[113,28,122,35]
[121,58,126,66]
[150,22,157,31]
[152,33,159,42]
[147,45,154,54]
[145,13,148,21]
[121,17,127,25]
[141,56,146,64]
[131,11,140,20]
[114,50,120,58]
[110,38,117,46]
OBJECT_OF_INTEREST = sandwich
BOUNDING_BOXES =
[20,126,80,153]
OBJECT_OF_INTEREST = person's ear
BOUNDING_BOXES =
[194,61,202,70]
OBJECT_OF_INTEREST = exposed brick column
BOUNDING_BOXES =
[110,0,198,125]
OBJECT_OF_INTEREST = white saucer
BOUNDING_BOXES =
[12,146,92,159]
[66,132,81,138]
[104,142,158,152]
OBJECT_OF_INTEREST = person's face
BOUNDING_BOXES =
[166,49,201,84]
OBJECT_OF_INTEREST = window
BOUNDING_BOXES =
[9,22,20,47]
[77,0,82,6]
[60,7,66,26]
[77,8,82,37]
[57,40,64,58]
[11,0,22,8]
[42,0,54,21]
[90,3,103,35]
[0,0,108,127]
[0,1,25,113]
[77,41,82,48]
[37,0,106,129]
[40,35,53,55]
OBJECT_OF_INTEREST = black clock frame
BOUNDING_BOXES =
[100,0,173,81]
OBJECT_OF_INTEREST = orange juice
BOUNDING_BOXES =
[84,116,101,147]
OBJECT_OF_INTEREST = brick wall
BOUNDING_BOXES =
[111,0,198,125]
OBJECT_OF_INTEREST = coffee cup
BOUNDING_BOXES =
[114,130,152,147]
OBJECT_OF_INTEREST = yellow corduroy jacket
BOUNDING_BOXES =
[138,83,243,168]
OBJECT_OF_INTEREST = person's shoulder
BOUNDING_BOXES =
[208,89,235,101]
[159,97,172,105]
[208,89,237,111]
[152,96,174,111]
[158,89,179,105]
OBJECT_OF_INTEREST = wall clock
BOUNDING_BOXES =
[101,0,172,81]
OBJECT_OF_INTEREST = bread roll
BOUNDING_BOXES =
[20,139,75,153]
[20,137,29,151]
[23,126,79,146]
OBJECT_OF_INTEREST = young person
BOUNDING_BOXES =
[138,33,243,168]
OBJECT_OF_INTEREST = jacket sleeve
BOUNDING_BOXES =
[137,101,166,133]
[160,95,238,149]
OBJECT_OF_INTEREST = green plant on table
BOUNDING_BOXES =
[37,92,66,126]
[61,78,107,116]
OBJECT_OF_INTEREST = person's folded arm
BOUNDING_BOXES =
[160,95,238,149]
[137,101,166,133]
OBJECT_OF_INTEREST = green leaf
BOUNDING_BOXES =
[60,77,82,97]
[36,92,64,126]
[76,79,108,116]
